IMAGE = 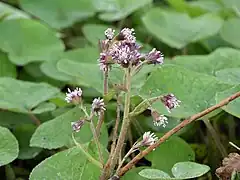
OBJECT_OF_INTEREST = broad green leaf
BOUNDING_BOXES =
[0,19,64,65]
[30,107,108,149]
[57,60,103,93]
[140,65,231,118]
[122,167,148,180]
[0,51,16,78]
[142,8,223,49]
[19,0,95,29]
[216,68,240,85]
[98,0,152,21]
[220,18,240,49]
[31,102,56,114]
[171,48,240,77]
[41,47,98,82]
[0,126,19,166]
[216,85,240,118]
[0,77,59,114]
[146,135,195,175]
[221,0,240,10]
[0,2,29,20]
[13,124,42,160]
[172,162,210,179]
[29,146,101,180]
[139,169,171,179]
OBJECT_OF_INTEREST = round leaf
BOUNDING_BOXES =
[20,0,95,29]
[0,19,64,65]
[139,169,171,179]
[172,162,210,179]
[29,146,101,180]
[0,126,19,166]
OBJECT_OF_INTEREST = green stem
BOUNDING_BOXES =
[108,67,132,177]
[203,119,227,158]
[72,133,102,168]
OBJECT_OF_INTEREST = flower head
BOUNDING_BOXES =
[145,48,164,65]
[141,131,158,146]
[65,87,82,104]
[91,97,106,115]
[105,28,115,40]
[71,119,85,132]
[161,94,181,113]
[98,52,108,71]
[154,115,168,127]
[119,28,136,43]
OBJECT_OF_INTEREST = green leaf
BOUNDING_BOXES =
[0,126,19,166]
[171,48,240,77]
[0,51,16,78]
[0,77,59,114]
[98,0,152,21]
[220,18,240,49]
[139,169,171,179]
[19,0,95,29]
[146,135,195,175]
[29,146,101,180]
[0,19,64,65]
[31,102,56,114]
[57,60,103,93]
[172,162,210,179]
[216,85,240,118]
[30,107,108,149]
[13,124,42,160]
[216,68,240,85]
[142,8,223,49]
[0,2,30,20]
[122,167,148,180]
[140,65,231,118]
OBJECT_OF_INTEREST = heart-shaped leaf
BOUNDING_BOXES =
[0,77,59,114]
[140,65,231,118]
[29,146,101,180]
[142,8,223,49]
[0,126,19,166]
[0,19,64,65]
[19,0,95,29]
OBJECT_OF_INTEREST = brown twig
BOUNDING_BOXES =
[96,67,109,136]
[117,91,240,177]
[28,111,41,126]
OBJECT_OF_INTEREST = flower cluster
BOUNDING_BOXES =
[65,87,82,104]
[91,97,106,116]
[98,27,164,70]
[141,131,158,146]
[71,119,85,132]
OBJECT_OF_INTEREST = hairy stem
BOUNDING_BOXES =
[72,133,102,168]
[203,118,227,158]
[96,68,109,136]
[117,91,240,177]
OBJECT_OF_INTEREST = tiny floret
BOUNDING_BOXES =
[146,48,164,64]
[105,28,115,40]
[154,115,168,128]
[92,97,106,115]
[120,28,136,43]
[161,94,181,113]
[71,119,85,132]
[65,87,82,104]
[141,131,158,146]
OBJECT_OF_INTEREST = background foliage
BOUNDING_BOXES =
[0,0,240,179]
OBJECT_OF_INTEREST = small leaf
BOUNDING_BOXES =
[29,146,101,180]
[139,169,171,179]
[146,135,195,175]
[0,126,19,166]
[172,162,210,179]
[0,19,64,65]
[142,8,223,49]
[0,77,59,113]
[19,0,95,29]
[122,167,150,180]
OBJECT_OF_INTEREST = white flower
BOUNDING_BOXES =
[153,115,168,128]
[120,28,136,43]
[71,119,85,132]
[142,131,158,146]
[65,87,82,104]
[105,28,115,40]
[92,97,106,115]
[161,94,181,113]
